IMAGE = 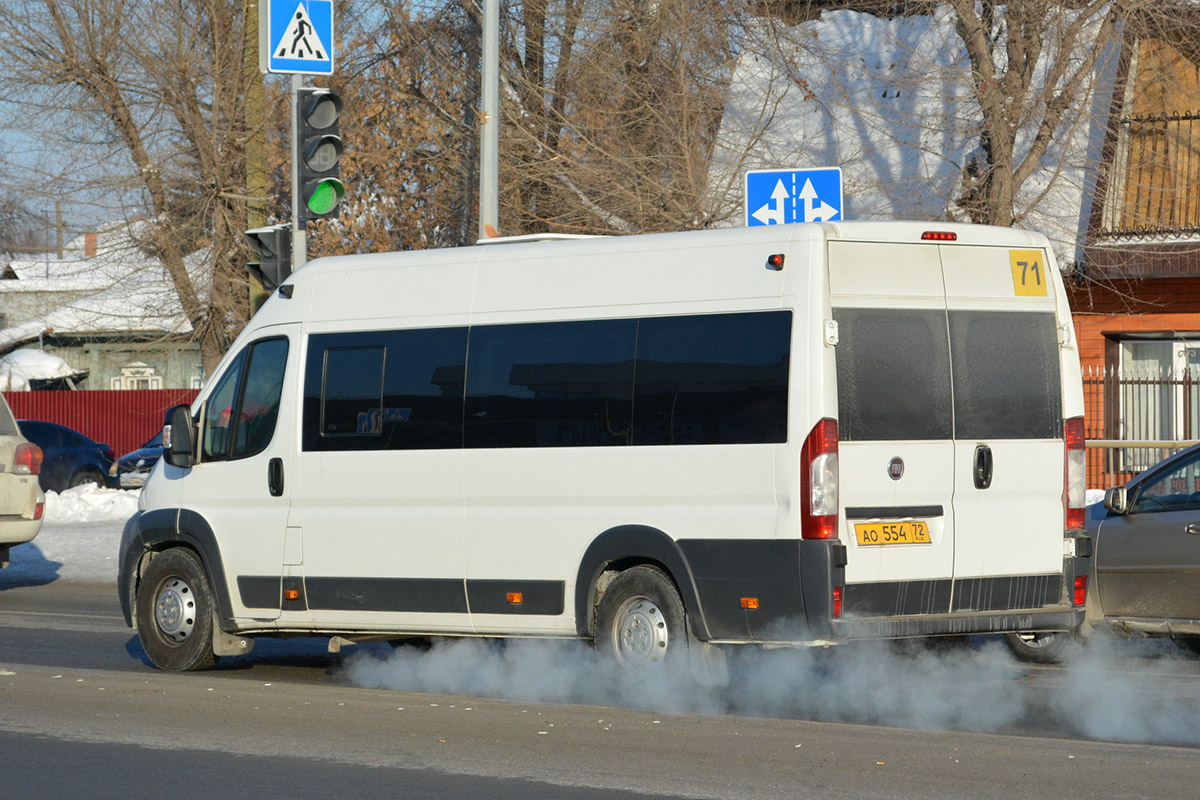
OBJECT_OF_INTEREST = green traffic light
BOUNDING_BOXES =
[306,178,345,216]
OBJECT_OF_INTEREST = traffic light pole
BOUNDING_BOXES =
[290,73,307,268]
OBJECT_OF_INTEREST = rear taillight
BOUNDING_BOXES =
[33,501,43,521]
[1064,417,1085,531]
[801,418,839,539]
[832,585,844,618]
[1073,575,1087,606]
[13,442,42,475]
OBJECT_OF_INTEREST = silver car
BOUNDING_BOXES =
[0,393,46,567]
[1007,443,1200,661]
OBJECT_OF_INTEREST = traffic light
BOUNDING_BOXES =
[295,87,344,219]
[246,224,292,314]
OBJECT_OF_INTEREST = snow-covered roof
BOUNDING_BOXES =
[0,348,87,391]
[708,7,1121,272]
[0,220,209,349]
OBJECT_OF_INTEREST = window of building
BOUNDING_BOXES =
[111,361,163,390]
[1111,337,1200,470]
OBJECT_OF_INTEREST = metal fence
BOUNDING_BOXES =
[1083,365,1199,488]
[3,389,199,457]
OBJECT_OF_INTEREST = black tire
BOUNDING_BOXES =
[594,565,687,672]
[68,469,104,489]
[1174,636,1200,657]
[135,549,217,671]
[1003,631,1071,664]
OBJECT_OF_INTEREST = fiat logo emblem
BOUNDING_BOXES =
[887,457,904,480]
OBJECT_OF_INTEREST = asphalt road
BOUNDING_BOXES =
[2,579,1199,799]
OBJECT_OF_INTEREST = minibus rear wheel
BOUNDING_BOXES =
[136,548,217,671]
[594,565,686,673]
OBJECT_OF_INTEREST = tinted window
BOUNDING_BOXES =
[320,346,385,436]
[465,319,636,448]
[1130,450,1200,513]
[232,338,289,459]
[834,308,953,441]
[304,327,467,451]
[632,311,791,445]
[949,311,1061,439]
[201,337,288,461]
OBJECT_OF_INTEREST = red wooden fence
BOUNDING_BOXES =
[3,389,199,456]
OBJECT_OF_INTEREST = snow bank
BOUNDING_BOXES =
[43,484,139,524]
[0,348,86,390]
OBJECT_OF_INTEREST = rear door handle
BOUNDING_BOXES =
[974,445,993,490]
[268,457,284,497]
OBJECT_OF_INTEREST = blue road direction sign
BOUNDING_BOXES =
[265,0,334,75]
[745,167,843,226]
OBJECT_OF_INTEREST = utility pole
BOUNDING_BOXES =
[479,0,499,240]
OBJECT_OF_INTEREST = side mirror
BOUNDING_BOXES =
[1104,486,1127,515]
[162,404,195,468]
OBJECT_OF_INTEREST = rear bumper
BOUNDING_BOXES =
[0,514,43,548]
[829,606,1085,640]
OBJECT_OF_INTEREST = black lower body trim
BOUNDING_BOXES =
[953,574,1062,612]
[831,607,1085,640]
[466,580,564,615]
[304,577,468,613]
[237,576,565,616]
[845,573,1064,618]
[844,579,952,616]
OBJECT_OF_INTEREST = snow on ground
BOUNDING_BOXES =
[2,485,137,585]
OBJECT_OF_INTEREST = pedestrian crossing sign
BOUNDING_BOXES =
[264,0,334,75]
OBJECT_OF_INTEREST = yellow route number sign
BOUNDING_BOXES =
[1009,249,1048,297]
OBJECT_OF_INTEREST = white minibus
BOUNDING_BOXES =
[118,221,1090,673]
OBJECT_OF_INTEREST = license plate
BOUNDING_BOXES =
[854,520,930,546]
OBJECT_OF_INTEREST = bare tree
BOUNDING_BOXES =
[321,0,746,249]
[0,0,265,371]
[948,0,1143,228]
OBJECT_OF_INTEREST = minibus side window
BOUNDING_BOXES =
[320,346,386,436]
[232,338,289,458]
[464,319,636,448]
[632,311,791,446]
[201,337,289,462]
[303,327,468,451]
[202,350,247,460]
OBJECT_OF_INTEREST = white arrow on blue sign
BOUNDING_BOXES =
[267,0,334,76]
[745,167,843,226]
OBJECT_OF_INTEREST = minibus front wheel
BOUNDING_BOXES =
[136,548,217,671]
[594,565,687,672]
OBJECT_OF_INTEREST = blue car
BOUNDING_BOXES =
[110,431,163,489]
[17,420,118,493]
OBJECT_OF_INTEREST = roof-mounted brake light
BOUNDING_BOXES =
[921,231,957,241]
